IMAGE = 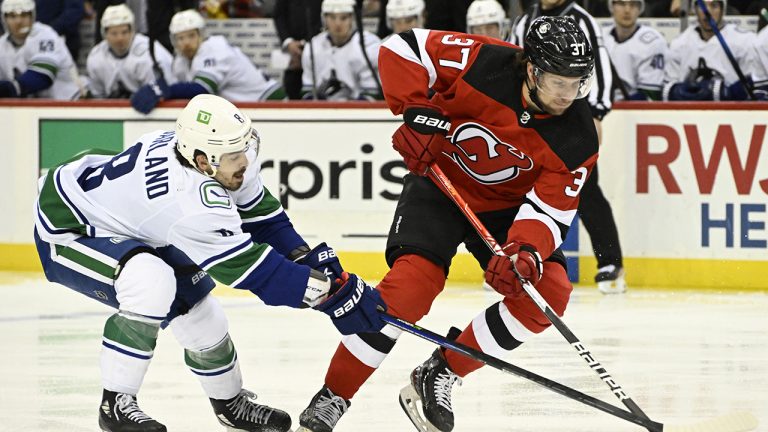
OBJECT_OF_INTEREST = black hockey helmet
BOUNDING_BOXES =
[524,16,594,79]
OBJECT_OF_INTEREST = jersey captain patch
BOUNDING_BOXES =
[445,122,534,184]
[200,181,232,209]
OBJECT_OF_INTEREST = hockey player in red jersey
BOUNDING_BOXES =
[297,16,598,432]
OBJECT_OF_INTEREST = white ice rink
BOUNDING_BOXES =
[0,272,766,432]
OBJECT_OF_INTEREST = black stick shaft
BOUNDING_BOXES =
[427,164,653,426]
[379,312,663,432]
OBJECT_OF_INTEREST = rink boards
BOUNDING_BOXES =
[1,101,766,290]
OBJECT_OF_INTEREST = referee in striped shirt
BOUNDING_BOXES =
[510,0,627,294]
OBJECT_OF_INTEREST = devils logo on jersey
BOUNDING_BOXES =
[445,122,534,184]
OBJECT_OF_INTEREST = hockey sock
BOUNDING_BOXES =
[185,333,243,400]
[100,312,160,394]
[443,324,486,377]
[324,254,446,399]
[325,343,376,400]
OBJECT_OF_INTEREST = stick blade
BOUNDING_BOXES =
[663,411,758,432]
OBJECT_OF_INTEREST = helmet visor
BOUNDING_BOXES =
[212,128,259,168]
[533,66,595,101]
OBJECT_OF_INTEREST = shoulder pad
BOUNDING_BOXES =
[639,29,661,44]
[131,41,149,57]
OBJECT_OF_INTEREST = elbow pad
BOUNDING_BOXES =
[16,70,53,96]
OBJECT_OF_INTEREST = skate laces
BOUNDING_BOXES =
[226,390,273,424]
[433,370,462,412]
[115,393,152,423]
[313,389,348,427]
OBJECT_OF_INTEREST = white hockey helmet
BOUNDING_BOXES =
[386,0,425,22]
[321,0,355,14]
[176,95,257,176]
[466,0,508,38]
[1,0,35,33]
[466,1,506,28]
[170,9,206,36]
[101,4,135,36]
[607,0,645,14]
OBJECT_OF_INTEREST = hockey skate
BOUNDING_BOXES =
[399,349,462,432]
[210,389,292,432]
[98,390,167,432]
[596,265,627,294]
[296,386,350,432]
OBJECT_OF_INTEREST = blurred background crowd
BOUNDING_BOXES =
[0,0,766,110]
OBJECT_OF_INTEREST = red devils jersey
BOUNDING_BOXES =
[379,29,599,259]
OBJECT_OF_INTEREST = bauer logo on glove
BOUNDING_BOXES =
[332,277,365,318]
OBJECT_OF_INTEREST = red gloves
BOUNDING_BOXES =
[392,103,451,175]
[485,242,543,298]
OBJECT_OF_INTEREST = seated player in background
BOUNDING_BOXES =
[752,24,768,95]
[87,4,175,99]
[0,0,83,100]
[663,0,763,101]
[383,0,425,37]
[605,0,667,100]
[465,0,509,41]
[296,17,598,432]
[34,94,386,432]
[131,9,285,114]
[301,0,382,100]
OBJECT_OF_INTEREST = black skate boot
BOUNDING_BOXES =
[399,349,463,432]
[596,265,627,294]
[210,389,292,432]
[98,389,167,432]
[296,386,350,432]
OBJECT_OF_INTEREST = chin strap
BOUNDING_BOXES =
[524,77,549,115]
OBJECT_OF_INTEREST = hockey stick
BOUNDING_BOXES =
[425,164,756,429]
[694,0,756,100]
[380,311,758,432]
[305,1,319,100]
[353,0,383,98]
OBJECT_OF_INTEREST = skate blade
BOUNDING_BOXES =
[399,384,442,432]
[597,280,627,295]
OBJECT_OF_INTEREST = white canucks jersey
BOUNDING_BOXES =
[172,35,282,101]
[753,26,768,88]
[604,25,667,99]
[35,130,293,297]
[301,31,381,100]
[86,33,175,98]
[0,22,81,99]
[665,23,760,86]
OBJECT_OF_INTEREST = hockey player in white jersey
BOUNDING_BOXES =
[131,9,285,114]
[87,4,174,99]
[663,0,762,100]
[605,0,667,100]
[754,25,768,93]
[466,0,509,41]
[0,0,81,99]
[384,0,425,35]
[34,94,387,431]
[302,0,382,100]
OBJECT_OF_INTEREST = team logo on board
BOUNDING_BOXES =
[446,122,534,184]
[197,110,212,125]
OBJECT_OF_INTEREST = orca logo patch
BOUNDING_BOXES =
[200,182,232,209]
